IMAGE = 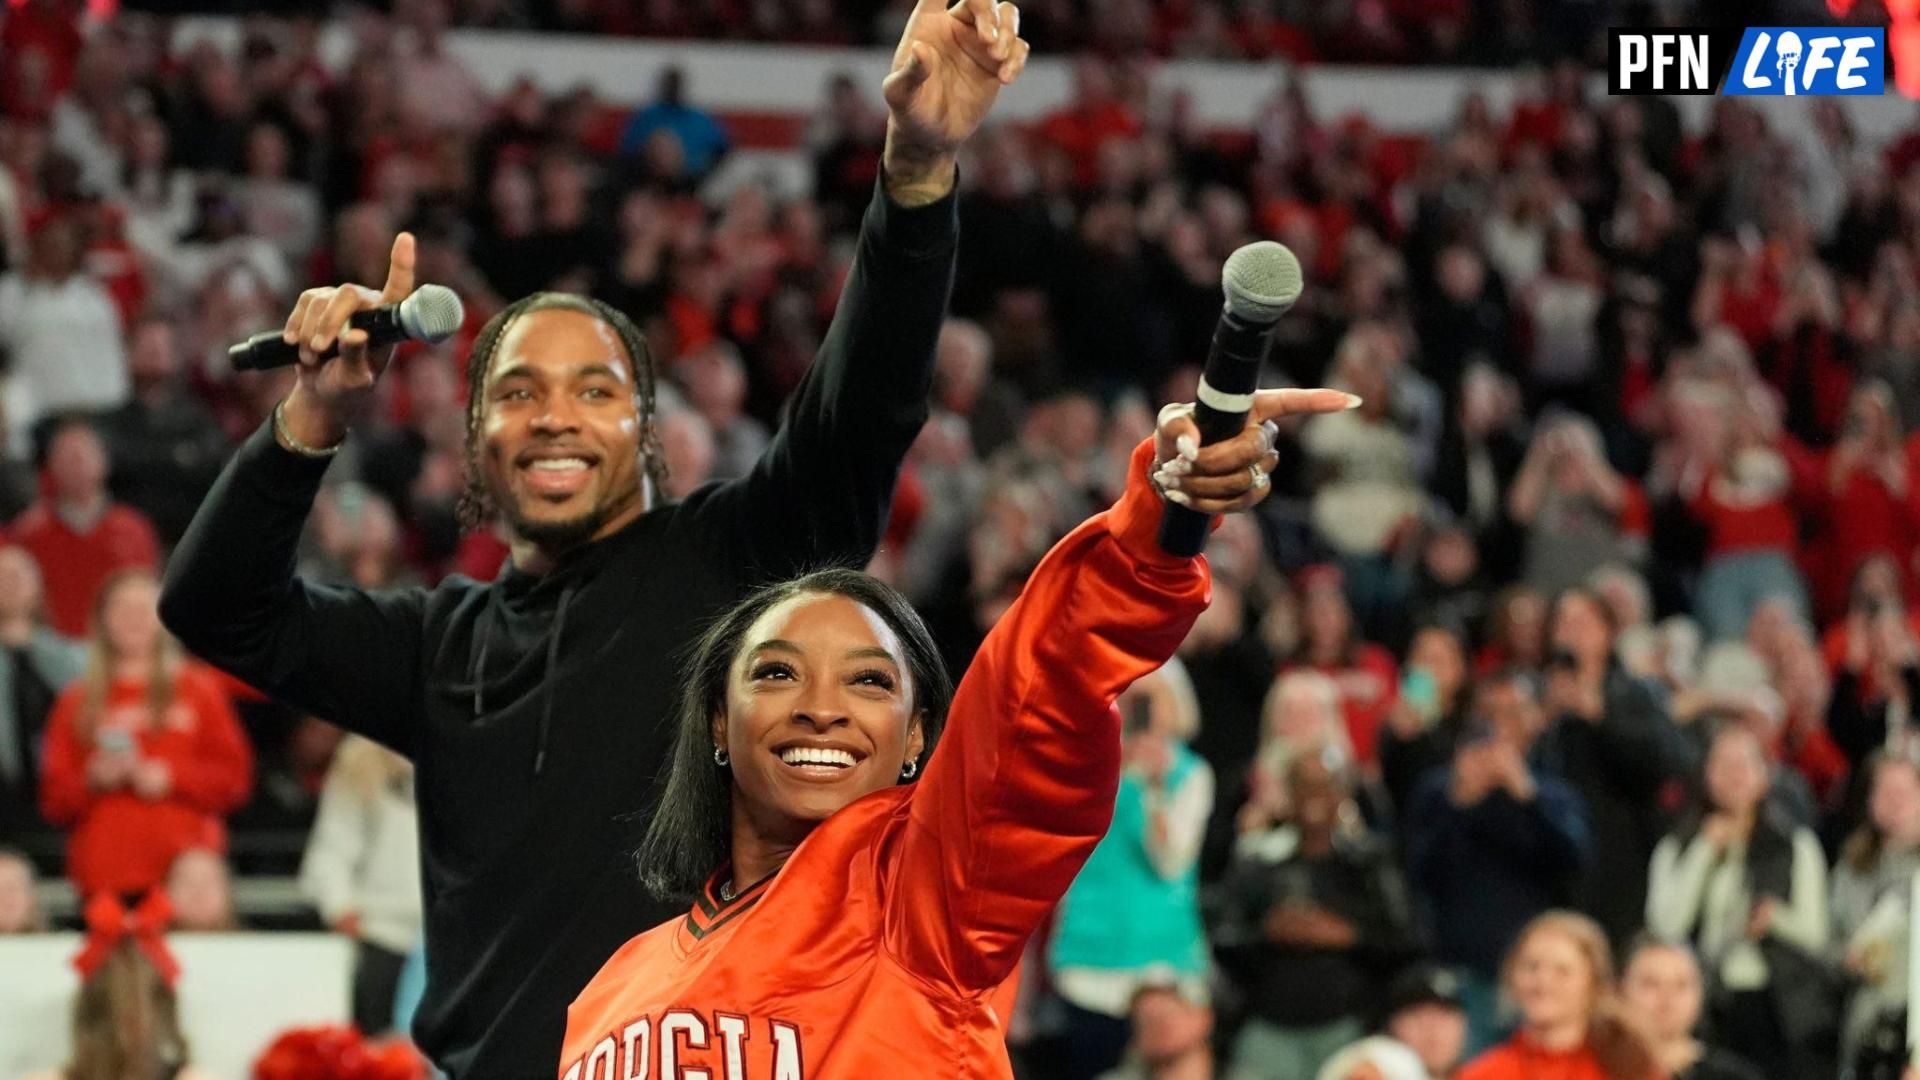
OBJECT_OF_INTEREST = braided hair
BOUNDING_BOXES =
[456,292,669,530]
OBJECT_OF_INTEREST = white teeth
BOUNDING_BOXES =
[528,458,589,472]
[779,747,856,768]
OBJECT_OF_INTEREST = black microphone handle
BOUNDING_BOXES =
[1156,398,1246,557]
[1157,312,1271,558]
[229,304,406,372]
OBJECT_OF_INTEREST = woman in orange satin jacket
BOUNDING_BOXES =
[557,389,1356,1079]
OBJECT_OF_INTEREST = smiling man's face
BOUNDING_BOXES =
[478,308,646,553]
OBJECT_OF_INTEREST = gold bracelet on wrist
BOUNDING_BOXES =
[273,399,345,458]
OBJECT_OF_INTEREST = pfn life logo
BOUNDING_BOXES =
[1607,27,1885,95]
[1724,27,1883,95]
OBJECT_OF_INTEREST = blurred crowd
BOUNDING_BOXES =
[11,0,1920,1078]
[412,0,1875,69]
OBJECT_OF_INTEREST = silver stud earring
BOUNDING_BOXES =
[713,746,729,767]
[901,759,918,780]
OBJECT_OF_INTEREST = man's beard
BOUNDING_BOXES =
[505,502,610,553]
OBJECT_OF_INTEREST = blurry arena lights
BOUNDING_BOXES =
[1830,0,1920,96]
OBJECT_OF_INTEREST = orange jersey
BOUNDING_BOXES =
[559,441,1209,1080]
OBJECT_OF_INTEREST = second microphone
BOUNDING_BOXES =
[229,284,466,372]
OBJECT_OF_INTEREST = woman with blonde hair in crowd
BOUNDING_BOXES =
[301,733,423,1036]
[22,893,217,1080]
[38,570,253,900]
[1235,669,1372,841]
[1456,911,1660,1080]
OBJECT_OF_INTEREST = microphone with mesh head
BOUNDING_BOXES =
[1157,241,1305,557]
[228,284,466,372]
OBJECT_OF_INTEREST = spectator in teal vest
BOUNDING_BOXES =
[1050,657,1215,1079]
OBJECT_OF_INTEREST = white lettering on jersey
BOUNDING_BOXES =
[770,1021,803,1080]
[622,1017,651,1080]
[586,1037,617,1080]
[714,1013,749,1079]
[569,1011,804,1080]
[660,1010,711,1080]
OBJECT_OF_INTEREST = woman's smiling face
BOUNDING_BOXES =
[718,593,925,840]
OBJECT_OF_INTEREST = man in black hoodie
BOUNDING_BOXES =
[158,4,1032,1074]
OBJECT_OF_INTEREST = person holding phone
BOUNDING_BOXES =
[1407,672,1590,1050]
[38,571,252,901]
[1049,658,1215,1078]
[1538,587,1683,952]
[1215,743,1418,1079]
[1379,625,1471,820]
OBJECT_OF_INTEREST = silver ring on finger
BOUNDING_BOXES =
[1249,462,1269,490]
[1257,420,1279,456]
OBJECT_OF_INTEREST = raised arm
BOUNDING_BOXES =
[158,237,428,756]
[883,388,1354,995]
[159,427,428,756]
[880,439,1208,994]
[713,175,956,578]
[704,0,1030,578]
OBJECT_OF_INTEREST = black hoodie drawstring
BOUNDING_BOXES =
[533,583,576,777]
[469,618,491,719]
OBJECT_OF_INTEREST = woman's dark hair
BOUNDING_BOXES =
[455,292,668,529]
[1844,751,1920,872]
[1545,585,1619,657]
[637,568,954,901]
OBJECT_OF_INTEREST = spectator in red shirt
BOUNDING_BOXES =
[1807,381,1920,622]
[1821,556,1920,712]
[38,570,252,900]
[0,0,83,122]
[1035,58,1142,191]
[14,418,159,637]
[1283,564,1398,766]
[1456,911,1660,1080]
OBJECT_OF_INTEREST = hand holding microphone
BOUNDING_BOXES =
[259,234,461,452]
[1154,241,1357,556]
